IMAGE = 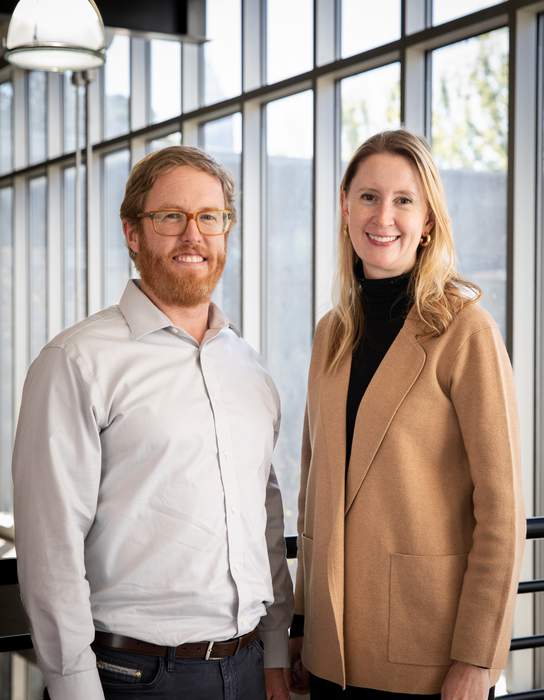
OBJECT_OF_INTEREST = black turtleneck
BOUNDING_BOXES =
[345,263,412,468]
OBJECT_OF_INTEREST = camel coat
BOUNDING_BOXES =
[294,303,525,692]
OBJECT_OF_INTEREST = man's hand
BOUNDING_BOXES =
[441,660,489,700]
[264,667,291,700]
[284,636,310,695]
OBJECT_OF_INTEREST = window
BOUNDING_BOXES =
[28,72,47,165]
[431,28,509,338]
[63,166,87,327]
[0,187,13,514]
[147,132,182,154]
[103,150,131,308]
[267,0,313,84]
[341,0,401,57]
[202,113,242,329]
[63,71,86,154]
[433,0,501,25]
[204,0,241,105]
[149,40,181,124]
[340,63,401,176]
[104,35,130,140]
[265,91,314,537]
[0,82,13,175]
[28,176,48,362]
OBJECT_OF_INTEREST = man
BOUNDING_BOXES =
[12,146,294,700]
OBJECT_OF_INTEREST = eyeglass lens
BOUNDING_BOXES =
[153,211,229,236]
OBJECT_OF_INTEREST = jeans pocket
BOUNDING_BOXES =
[95,650,164,689]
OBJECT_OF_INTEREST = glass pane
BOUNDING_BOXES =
[63,166,87,327]
[432,29,508,339]
[204,0,242,105]
[433,0,500,25]
[104,35,130,140]
[104,150,131,307]
[147,131,182,154]
[267,0,313,84]
[28,72,47,165]
[341,63,401,176]
[342,0,401,58]
[63,70,86,153]
[0,82,13,175]
[203,113,242,330]
[29,177,48,362]
[150,40,181,123]
[0,187,13,513]
[266,91,313,538]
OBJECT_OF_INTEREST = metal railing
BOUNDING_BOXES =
[1,518,544,695]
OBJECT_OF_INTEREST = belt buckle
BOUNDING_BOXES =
[233,635,243,656]
[204,641,215,661]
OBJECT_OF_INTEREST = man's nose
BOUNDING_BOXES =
[180,217,202,242]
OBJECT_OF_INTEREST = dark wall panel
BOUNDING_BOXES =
[0,0,188,35]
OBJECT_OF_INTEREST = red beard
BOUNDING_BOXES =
[134,233,227,309]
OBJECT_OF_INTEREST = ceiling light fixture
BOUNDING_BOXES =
[2,0,106,72]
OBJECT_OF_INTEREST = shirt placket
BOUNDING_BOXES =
[199,336,254,636]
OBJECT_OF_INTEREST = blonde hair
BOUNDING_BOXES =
[324,129,481,374]
[120,146,237,262]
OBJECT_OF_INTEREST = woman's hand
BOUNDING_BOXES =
[284,636,310,695]
[441,660,490,700]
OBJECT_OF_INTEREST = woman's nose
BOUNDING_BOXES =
[374,201,394,227]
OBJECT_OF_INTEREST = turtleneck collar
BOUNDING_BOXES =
[354,259,413,320]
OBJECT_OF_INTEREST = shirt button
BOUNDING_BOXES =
[234,563,239,570]
[171,328,179,334]
[213,394,219,401]
[240,616,245,624]
[223,449,228,457]
[231,505,236,513]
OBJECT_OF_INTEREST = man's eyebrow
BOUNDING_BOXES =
[151,204,224,211]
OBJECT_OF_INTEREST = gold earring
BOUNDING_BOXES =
[344,224,349,237]
[420,231,431,247]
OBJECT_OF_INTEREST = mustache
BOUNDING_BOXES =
[170,244,210,258]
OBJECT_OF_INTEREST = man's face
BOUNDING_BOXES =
[123,165,228,309]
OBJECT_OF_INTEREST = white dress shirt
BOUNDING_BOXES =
[12,280,294,700]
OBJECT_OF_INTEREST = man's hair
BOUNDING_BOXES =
[120,146,237,261]
[323,129,482,374]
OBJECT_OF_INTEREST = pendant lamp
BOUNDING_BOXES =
[2,0,106,72]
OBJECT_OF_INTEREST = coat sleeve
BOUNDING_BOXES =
[12,347,105,700]
[449,325,525,669]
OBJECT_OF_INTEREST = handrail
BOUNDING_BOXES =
[2,516,544,695]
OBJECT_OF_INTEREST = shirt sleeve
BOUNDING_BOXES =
[449,325,526,669]
[12,347,105,700]
[258,462,295,668]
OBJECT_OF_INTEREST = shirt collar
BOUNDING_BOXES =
[119,279,240,341]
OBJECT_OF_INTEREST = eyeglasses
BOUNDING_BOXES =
[137,210,233,237]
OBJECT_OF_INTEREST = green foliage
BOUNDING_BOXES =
[432,30,508,172]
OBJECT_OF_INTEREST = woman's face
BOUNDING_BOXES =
[341,153,434,280]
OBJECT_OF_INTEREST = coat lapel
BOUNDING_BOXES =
[344,313,426,514]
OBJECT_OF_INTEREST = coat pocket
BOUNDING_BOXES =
[388,552,468,666]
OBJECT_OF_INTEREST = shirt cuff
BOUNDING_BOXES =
[259,629,290,668]
[45,667,105,700]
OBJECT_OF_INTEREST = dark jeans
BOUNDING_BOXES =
[309,672,496,700]
[44,640,267,700]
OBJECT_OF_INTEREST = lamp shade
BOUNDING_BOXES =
[3,0,106,72]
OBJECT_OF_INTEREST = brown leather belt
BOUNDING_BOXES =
[93,628,258,661]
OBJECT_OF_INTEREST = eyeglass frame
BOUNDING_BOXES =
[136,210,233,237]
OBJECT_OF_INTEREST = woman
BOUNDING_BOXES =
[286,130,525,699]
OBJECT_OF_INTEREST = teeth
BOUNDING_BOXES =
[368,234,398,243]
[175,255,204,262]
